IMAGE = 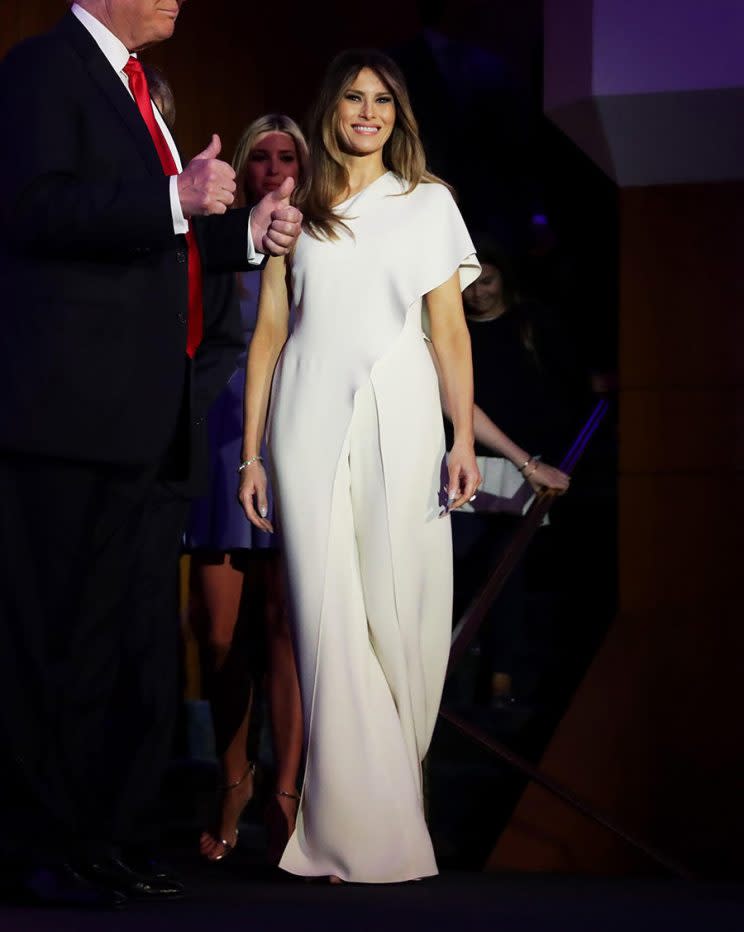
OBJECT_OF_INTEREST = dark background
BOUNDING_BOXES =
[3,0,742,882]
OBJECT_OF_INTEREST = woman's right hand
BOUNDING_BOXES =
[238,462,274,533]
[526,461,571,493]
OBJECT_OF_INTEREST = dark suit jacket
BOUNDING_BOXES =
[166,262,245,497]
[0,11,253,481]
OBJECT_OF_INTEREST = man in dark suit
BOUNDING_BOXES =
[0,0,301,908]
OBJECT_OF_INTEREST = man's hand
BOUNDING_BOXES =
[250,177,303,256]
[177,134,236,218]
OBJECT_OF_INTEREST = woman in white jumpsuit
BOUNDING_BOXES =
[239,49,481,883]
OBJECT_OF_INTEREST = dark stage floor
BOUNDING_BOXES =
[1,852,743,932]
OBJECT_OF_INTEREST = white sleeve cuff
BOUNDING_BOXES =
[246,207,265,266]
[170,176,188,235]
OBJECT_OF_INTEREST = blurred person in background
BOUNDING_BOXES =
[447,237,581,713]
[143,62,176,130]
[186,115,307,864]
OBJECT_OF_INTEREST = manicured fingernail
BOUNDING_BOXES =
[259,507,268,518]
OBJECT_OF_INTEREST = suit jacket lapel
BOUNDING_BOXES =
[54,12,164,177]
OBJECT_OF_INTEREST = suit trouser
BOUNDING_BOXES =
[0,452,187,864]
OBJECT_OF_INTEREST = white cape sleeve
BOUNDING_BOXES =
[402,182,481,305]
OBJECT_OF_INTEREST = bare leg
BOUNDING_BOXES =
[192,554,256,861]
[263,554,303,863]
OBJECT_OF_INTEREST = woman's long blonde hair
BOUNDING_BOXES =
[298,49,449,240]
[232,113,309,207]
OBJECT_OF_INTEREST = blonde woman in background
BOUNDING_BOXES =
[186,115,307,864]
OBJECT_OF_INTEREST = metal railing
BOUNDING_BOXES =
[440,400,696,880]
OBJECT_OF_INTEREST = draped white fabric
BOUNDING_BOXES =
[267,173,479,882]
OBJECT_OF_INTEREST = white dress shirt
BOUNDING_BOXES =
[71,3,261,260]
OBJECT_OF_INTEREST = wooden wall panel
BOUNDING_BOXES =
[619,184,744,390]
[489,184,744,878]
[0,0,60,58]
[620,389,741,473]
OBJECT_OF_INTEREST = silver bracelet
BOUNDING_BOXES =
[517,456,535,474]
[238,455,263,473]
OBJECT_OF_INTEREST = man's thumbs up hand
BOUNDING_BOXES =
[251,175,303,257]
[178,133,236,217]
[269,175,295,208]
[193,133,222,161]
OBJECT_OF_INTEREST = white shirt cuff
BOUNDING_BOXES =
[170,176,188,235]
[246,207,265,266]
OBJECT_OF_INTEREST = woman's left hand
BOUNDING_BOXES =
[526,461,570,493]
[446,441,482,512]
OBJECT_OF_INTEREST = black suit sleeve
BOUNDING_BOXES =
[194,208,267,274]
[192,271,244,417]
[0,37,174,255]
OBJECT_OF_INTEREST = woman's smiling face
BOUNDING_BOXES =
[335,67,396,157]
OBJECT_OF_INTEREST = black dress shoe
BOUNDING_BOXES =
[13,863,127,910]
[122,852,184,888]
[80,855,186,901]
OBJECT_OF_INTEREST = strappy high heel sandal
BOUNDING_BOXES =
[199,762,257,863]
[265,789,300,865]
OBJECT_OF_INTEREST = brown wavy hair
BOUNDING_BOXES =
[297,48,449,240]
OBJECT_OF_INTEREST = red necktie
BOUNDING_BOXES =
[123,56,203,357]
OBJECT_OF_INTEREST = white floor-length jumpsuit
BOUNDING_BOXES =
[268,173,479,882]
